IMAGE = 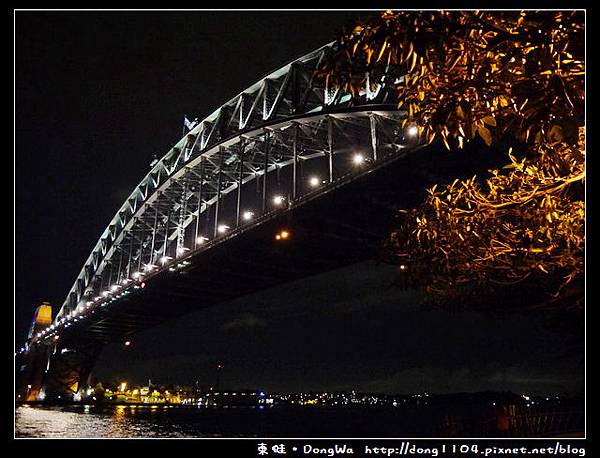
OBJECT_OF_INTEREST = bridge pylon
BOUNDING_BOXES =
[16,303,103,401]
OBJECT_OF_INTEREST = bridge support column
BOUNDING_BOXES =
[17,339,103,402]
[292,123,298,200]
[16,344,51,401]
[214,146,225,237]
[41,340,103,400]
[262,131,270,213]
[236,141,244,226]
[327,116,333,182]
[369,113,378,162]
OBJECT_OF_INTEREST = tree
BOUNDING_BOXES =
[317,10,584,312]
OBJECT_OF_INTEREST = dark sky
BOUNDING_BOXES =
[15,11,584,395]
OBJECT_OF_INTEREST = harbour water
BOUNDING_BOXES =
[15,404,443,438]
[15,403,584,438]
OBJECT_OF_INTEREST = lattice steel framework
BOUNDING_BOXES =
[31,43,416,345]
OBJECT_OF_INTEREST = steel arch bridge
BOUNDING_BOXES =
[17,43,427,399]
[30,43,413,343]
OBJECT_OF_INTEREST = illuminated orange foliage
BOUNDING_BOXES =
[317,11,584,311]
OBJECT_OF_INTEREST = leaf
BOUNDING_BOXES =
[477,125,493,146]
[548,125,564,143]
[377,41,388,62]
[409,51,418,72]
[481,116,496,127]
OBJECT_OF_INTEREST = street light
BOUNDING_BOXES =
[196,236,208,245]
[309,176,321,187]
[242,210,254,221]
[272,195,285,206]
[217,224,230,234]
[353,153,365,165]
[406,125,419,138]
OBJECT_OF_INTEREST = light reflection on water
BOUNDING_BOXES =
[15,404,230,438]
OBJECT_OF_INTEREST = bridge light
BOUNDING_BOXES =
[132,271,144,280]
[176,247,189,256]
[217,224,230,234]
[309,176,321,187]
[406,125,419,138]
[102,291,111,297]
[275,230,291,241]
[160,255,173,265]
[272,195,285,206]
[196,236,208,245]
[353,153,365,165]
[242,211,254,221]
[143,264,157,272]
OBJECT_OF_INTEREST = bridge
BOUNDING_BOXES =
[16,42,443,400]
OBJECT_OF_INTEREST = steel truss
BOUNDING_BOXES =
[47,43,408,332]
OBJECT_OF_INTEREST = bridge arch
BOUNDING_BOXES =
[30,43,415,345]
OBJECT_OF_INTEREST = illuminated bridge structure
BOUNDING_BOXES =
[16,43,477,400]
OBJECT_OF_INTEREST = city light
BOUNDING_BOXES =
[399,264,407,271]
[217,224,230,234]
[275,230,291,241]
[123,340,131,347]
[353,153,365,165]
[406,125,419,137]
[272,195,285,206]
[242,210,254,221]
[120,382,127,392]
[309,176,321,187]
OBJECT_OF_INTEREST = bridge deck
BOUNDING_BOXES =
[55,140,506,344]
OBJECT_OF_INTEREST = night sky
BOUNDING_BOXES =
[15,11,583,395]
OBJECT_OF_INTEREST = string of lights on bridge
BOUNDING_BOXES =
[15,125,420,354]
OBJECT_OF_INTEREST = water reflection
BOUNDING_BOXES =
[15,405,204,438]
